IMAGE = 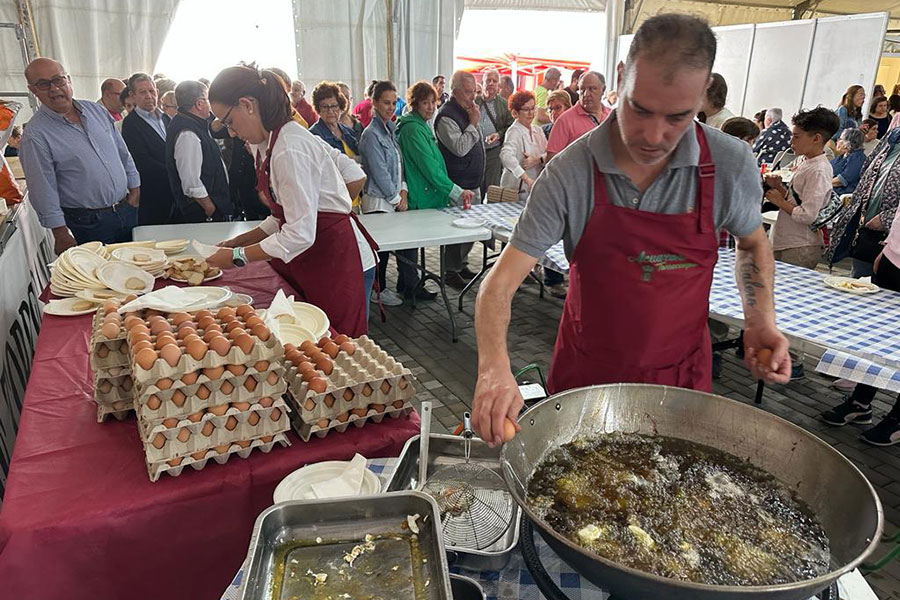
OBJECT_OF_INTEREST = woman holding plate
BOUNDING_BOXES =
[205,65,377,336]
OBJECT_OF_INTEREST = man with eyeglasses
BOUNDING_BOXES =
[18,57,140,255]
[121,73,177,225]
[545,71,611,162]
[98,78,126,122]
[164,80,232,223]
[160,91,178,118]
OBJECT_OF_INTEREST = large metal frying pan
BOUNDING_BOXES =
[500,384,883,600]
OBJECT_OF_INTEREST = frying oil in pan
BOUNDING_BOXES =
[527,433,830,585]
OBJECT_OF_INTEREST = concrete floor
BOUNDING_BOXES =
[368,248,900,599]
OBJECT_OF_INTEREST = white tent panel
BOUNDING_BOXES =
[742,20,816,119]
[464,0,604,10]
[711,24,754,117]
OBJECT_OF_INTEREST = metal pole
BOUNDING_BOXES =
[385,0,394,82]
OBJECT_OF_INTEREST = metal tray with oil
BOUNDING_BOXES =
[239,491,453,600]
[385,433,521,571]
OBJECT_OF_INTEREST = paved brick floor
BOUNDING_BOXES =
[368,248,900,599]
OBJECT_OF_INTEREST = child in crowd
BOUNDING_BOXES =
[764,107,840,270]
[721,117,759,146]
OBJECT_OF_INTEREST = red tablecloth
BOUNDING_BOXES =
[0,263,420,600]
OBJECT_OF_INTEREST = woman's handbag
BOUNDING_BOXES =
[850,225,887,263]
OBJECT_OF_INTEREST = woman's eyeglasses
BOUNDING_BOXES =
[220,105,236,129]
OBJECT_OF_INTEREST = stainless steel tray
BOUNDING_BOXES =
[385,433,521,571]
[240,492,453,600]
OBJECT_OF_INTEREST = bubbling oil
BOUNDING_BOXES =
[527,433,830,586]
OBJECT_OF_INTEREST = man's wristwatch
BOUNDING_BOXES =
[232,247,248,267]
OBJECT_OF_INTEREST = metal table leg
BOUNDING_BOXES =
[437,245,457,342]
[458,241,501,312]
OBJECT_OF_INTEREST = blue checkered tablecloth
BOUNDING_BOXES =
[816,349,900,394]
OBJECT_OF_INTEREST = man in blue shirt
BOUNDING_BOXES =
[19,58,140,255]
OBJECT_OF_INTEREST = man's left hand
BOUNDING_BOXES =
[126,188,140,208]
[743,324,791,384]
[485,133,500,145]
[207,247,235,270]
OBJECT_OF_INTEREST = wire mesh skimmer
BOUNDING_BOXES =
[421,412,514,551]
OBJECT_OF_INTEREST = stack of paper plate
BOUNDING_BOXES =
[49,247,109,297]
[155,239,189,255]
[96,262,155,295]
[43,297,101,316]
[111,247,168,278]
[289,302,330,339]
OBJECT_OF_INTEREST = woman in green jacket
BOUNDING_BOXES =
[397,81,475,210]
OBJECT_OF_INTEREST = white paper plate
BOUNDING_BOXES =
[452,217,486,229]
[43,297,99,316]
[96,262,155,294]
[168,270,223,284]
[273,462,381,503]
[277,323,318,346]
[290,302,330,339]
[823,276,880,294]
[178,286,233,311]
[222,293,253,307]
[75,288,129,302]
[155,239,189,254]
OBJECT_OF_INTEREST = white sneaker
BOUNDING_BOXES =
[371,288,403,306]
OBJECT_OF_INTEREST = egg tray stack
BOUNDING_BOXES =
[282,335,416,442]
[90,304,136,422]
[123,305,292,482]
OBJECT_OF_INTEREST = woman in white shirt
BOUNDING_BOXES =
[499,90,548,201]
[206,65,378,336]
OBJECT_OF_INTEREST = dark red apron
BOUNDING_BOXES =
[255,124,378,337]
[547,123,719,394]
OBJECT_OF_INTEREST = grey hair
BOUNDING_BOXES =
[840,128,865,153]
[765,108,783,123]
[544,67,561,82]
[127,72,154,93]
[579,71,606,88]
[155,78,176,96]
[175,80,207,111]
[483,68,500,80]
[450,70,475,91]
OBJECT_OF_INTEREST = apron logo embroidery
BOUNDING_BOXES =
[628,251,699,282]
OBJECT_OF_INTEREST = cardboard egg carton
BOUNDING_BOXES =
[291,400,414,442]
[133,365,287,419]
[146,433,290,482]
[96,402,134,423]
[135,398,291,463]
[93,365,134,422]
[90,311,130,369]
[283,336,415,420]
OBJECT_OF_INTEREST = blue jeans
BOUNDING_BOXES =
[62,201,138,245]
[363,267,376,322]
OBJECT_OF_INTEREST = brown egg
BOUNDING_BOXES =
[235,304,254,317]
[201,421,215,437]
[261,435,274,443]
[315,357,333,376]
[316,418,329,428]
[111,400,128,411]
[226,364,246,376]
[285,349,302,364]
[334,334,350,345]
[392,399,404,409]
[184,339,207,361]
[351,407,368,418]
[228,327,247,341]
[336,412,349,423]
[177,325,198,340]
[191,450,208,461]
[309,378,328,394]
[371,403,386,414]
[220,381,235,394]
[129,323,150,337]
[381,381,392,394]
[258,396,274,408]
[209,335,231,357]
[298,361,315,374]
[323,393,336,407]
[322,342,339,358]
[220,314,237,325]
[159,343,182,367]
[208,404,228,416]
[204,322,222,334]
[199,367,224,382]
[224,320,243,333]
[176,318,196,331]
[124,315,143,330]
[152,433,166,449]
[121,378,133,392]
[343,389,355,403]
[270,408,282,421]
[177,427,191,443]
[203,329,223,343]
[235,440,252,448]
[147,395,161,410]
[317,336,333,348]
[182,332,202,345]
[266,371,279,385]
[398,377,409,390]
[155,335,177,352]
[181,371,199,385]
[196,384,211,400]
[215,443,231,454]
[163,417,178,428]
[102,314,120,327]
[232,401,251,411]
[167,457,183,467]
[156,377,174,390]
[243,377,258,392]
[234,333,254,355]
[299,340,317,354]
[339,342,357,356]
[101,321,120,340]
[216,307,235,320]
[187,410,204,423]
[171,312,192,326]
[248,412,260,426]
[225,416,238,431]
[303,398,315,410]
[254,360,270,371]
[103,299,120,312]
[124,293,138,303]
[503,418,517,443]
[130,331,151,346]
[308,350,326,363]
[284,343,297,354]
[96,344,110,358]
[99,380,112,393]
[135,347,157,370]
[197,315,216,330]
[251,324,270,341]
[149,319,172,336]
[301,369,318,383]
[244,315,263,329]
[195,309,213,321]
[361,383,374,397]
[172,390,187,407]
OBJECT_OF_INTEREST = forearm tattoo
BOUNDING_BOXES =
[738,256,764,308]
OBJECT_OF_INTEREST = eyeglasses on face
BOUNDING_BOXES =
[31,74,70,91]
[220,105,236,129]
[320,103,342,113]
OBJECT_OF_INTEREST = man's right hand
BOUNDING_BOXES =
[460,189,475,205]
[198,197,216,217]
[472,367,523,447]
[466,102,481,126]
[52,227,77,256]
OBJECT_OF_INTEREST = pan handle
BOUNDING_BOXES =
[519,516,571,600]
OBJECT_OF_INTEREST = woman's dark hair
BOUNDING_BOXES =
[870,95,889,114]
[365,79,378,99]
[209,65,292,131]
[10,125,21,138]
[840,85,864,121]
[508,90,535,113]
[754,109,767,124]
[371,80,397,103]
[792,106,840,141]
[311,81,347,113]
[721,117,759,141]
[407,80,437,110]
[889,94,900,114]
[706,73,728,110]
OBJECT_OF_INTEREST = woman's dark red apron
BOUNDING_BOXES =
[256,124,378,337]
[547,123,719,394]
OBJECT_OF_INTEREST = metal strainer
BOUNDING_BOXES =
[422,412,514,551]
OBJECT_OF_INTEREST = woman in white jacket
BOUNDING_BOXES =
[499,90,548,201]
